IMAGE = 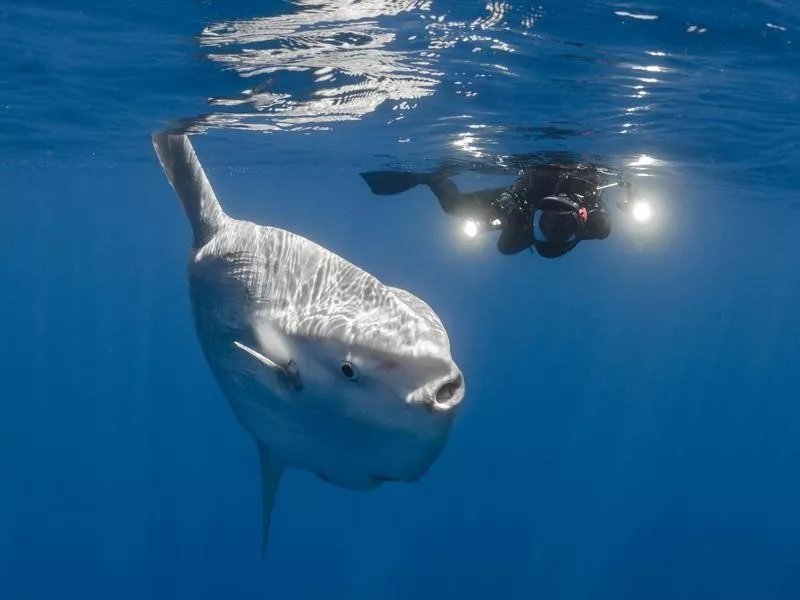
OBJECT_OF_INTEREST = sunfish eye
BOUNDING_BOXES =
[340,361,359,381]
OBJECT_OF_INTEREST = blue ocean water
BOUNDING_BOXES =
[2,0,799,598]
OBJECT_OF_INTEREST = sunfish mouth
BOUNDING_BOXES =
[423,371,465,412]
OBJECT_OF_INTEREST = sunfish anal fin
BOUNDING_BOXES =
[257,442,284,559]
[234,340,302,391]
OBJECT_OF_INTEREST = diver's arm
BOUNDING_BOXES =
[534,240,578,259]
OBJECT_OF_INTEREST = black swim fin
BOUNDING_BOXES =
[359,170,428,196]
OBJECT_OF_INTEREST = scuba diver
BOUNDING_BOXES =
[360,162,638,258]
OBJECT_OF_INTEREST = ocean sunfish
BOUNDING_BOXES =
[151,132,466,556]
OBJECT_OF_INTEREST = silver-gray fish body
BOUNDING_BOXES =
[152,132,465,554]
[189,220,461,490]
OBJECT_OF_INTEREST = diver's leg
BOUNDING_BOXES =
[424,176,506,218]
[423,176,463,215]
[361,167,507,219]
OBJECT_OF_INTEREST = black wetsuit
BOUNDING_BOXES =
[424,165,610,257]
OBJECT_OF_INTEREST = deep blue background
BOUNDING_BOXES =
[2,1,799,598]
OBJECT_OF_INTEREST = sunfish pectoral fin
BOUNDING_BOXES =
[234,340,302,391]
[257,442,284,559]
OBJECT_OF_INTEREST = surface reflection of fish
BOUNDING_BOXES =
[152,132,466,556]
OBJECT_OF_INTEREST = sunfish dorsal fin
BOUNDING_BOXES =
[257,442,284,559]
[234,341,302,391]
[151,132,227,247]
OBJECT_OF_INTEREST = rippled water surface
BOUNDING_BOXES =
[2,1,800,599]
[4,0,798,183]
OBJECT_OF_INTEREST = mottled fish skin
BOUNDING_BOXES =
[152,132,466,556]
